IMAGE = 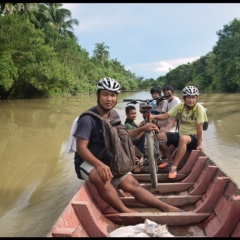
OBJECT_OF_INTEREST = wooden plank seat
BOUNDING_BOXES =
[104,211,210,226]
[49,201,89,237]
[194,177,230,213]
[180,156,208,183]
[133,172,189,182]
[105,191,240,237]
[137,162,217,195]
[119,195,202,208]
[177,150,202,174]
[119,165,220,208]
[51,227,87,238]
[133,150,205,183]
[72,201,116,237]
[86,164,232,210]
[87,165,227,211]
[49,181,116,238]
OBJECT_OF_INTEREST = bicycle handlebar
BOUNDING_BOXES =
[123,94,171,105]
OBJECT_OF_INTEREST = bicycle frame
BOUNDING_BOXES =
[123,96,169,188]
[141,104,158,188]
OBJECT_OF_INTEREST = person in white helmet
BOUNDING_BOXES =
[73,77,183,213]
[150,86,208,179]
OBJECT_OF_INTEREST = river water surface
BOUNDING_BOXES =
[0,91,240,237]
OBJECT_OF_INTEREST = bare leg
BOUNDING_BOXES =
[171,135,191,168]
[89,169,135,213]
[119,175,182,212]
[157,133,173,161]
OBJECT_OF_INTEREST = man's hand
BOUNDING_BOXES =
[196,145,204,151]
[143,122,159,132]
[95,162,113,182]
[139,120,145,127]
[149,114,156,121]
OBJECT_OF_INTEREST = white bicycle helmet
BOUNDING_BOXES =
[182,86,199,96]
[97,77,121,93]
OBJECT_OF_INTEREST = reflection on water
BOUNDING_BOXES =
[0,91,240,237]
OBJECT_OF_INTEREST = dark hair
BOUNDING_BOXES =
[150,86,161,94]
[125,105,136,114]
[163,85,174,93]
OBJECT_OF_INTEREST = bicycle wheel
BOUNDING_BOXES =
[145,131,158,189]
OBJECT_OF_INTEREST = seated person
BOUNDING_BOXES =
[124,105,145,154]
[74,77,182,213]
[150,86,166,115]
[150,86,208,179]
[160,85,181,133]
[147,86,168,129]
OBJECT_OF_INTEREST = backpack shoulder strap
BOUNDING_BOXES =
[177,102,199,119]
[177,102,185,116]
[176,102,185,132]
[192,103,199,119]
[80,109,118,120]
[80,110,104,121]
[79,109,121,127]
[108,109,119,119]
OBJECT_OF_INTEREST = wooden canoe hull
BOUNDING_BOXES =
[47,150,240,237]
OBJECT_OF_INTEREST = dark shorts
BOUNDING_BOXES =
[166,132,198,150]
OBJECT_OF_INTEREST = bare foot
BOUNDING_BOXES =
[165,206,183,212]
[123,208,138,213]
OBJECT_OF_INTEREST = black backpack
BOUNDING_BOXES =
[79,109,135,177]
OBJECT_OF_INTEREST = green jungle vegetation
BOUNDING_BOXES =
[0,3,240,99]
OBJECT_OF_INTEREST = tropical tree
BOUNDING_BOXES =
[212,18,240,92]
[92,42,110,63]
[39,3,79,38]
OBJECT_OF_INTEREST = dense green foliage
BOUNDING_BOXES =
[0,3,240,99]
[140,18,240,93]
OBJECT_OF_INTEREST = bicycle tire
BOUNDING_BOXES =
[145,131,158,189]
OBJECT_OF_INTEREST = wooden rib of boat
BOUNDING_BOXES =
[47,150,240,237]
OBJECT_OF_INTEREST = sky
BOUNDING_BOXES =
[62,3,240,79]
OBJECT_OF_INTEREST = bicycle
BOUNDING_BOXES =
[123,95,169,189]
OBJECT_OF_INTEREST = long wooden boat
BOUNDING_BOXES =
[47,149,240,237]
